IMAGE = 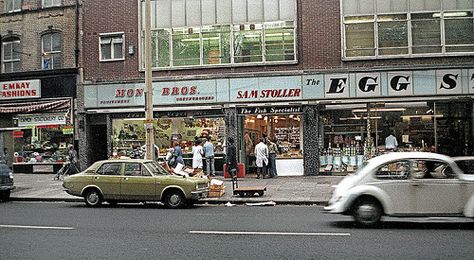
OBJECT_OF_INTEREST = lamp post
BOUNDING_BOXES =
[144,0,154,160]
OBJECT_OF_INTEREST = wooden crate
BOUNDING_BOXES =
[208,189,225,198]
[210,184,224,191]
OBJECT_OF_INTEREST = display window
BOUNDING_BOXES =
[242,113,303,176]
[320,100,473,174]
[112,117,226,158]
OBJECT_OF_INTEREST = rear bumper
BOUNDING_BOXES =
[0,185,15,191]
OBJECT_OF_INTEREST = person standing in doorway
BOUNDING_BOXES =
[266,137,278,178]
[254,137,269,179]
[244,132,254,172]
[203,136,215,176]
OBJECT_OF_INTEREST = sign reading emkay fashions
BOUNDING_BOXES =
[0,79,41,100]
[83,69,474,108]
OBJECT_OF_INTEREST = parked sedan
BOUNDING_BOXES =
[0,162,15,201]
[63,159,209,208]
[323,152,474,227]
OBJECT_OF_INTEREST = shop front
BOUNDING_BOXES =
[238,106,304,176]
[0,71,77,174]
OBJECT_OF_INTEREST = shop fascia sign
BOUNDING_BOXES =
[16,113,67,127]
[238,106,302,115]
[0,79,41,100]
[304,69,471,99]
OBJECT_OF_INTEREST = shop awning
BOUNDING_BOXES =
[0,99,71,113]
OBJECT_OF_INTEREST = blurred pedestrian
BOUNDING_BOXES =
[203,136,215,176]
[254,137,268,179]
[172,141,185,166]
[226,137,238,179]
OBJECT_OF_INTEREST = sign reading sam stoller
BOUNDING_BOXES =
[0,79,41,100]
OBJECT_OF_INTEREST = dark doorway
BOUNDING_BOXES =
[89,124,108,164]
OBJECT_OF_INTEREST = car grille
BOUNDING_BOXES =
[0,176,11,185]
[197,183,209,190]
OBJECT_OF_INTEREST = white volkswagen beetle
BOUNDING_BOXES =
[323,152,474,227]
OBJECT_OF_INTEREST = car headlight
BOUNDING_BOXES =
[9,172,13,179]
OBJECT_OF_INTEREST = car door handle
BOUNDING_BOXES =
[123,177,129,181]
[411,182,421,186]
[94,176,100,180]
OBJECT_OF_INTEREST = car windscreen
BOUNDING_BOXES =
[455,160,474,175]
[144,161,169,175]
[0,163,11,175]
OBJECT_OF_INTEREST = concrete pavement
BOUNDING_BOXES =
[10,173,343,205]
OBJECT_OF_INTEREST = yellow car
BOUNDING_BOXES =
[63,159,209,208]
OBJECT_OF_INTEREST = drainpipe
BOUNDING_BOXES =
[74,0,80,68]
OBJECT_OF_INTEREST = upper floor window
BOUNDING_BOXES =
[342,0,474,59]
[99,33,125,61]
[41,32,62,70]
[5,0,21,13]
[42,0,61,8]
[1,37,21,73]
[141,0,297,69]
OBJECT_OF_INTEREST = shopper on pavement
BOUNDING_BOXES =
[173,141,185,166]
[192,139,204,175]
[203,136,215,176]
[226,137,238,179]
[266,137,278,178]
[254,137,269,179]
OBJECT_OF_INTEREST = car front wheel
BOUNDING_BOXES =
[352,197,382,228]
[0,190,10,201]
[163,190,186,209]
[84,189,103,207]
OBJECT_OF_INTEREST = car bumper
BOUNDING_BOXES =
[0,185,15,191]
[190,189,209,200]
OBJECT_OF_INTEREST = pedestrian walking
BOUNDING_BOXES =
[254,137,269,179]
[172,141,185,166]
[202,136,215,176]
[266,137,278,178]
[192,139,204,174]
[53,145,79,180]
[226,137,238,179]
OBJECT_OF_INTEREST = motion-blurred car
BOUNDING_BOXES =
[453,156,474,175]
[323,152,474,227]
[0,162,15,201]
[63,159,209,208]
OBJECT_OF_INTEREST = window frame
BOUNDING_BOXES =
[1,38,21,73]
[5,0,22,13]
[42,0,61,8]
[41,32,62,70]
[96,163,123,176]
[99,32,125,62]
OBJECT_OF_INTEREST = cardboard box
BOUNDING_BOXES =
[210,184,224,191]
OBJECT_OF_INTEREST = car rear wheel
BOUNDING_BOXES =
[352,197,382,228]
[84,189,103,207]
[163,190,186,209]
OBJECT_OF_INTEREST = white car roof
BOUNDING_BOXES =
[367,152,454,165]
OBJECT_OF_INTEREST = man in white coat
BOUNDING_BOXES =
[254,137,269,179]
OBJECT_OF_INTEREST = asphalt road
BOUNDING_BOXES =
[1,202,474,260]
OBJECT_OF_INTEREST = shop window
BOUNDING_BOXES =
[233,24,263,63]
[171,27,201,66]
[344,16,375,57]
[377,14,408,56]
[202,25,231,65]
[445,11,474,53]
[41,32,62,70]
[264,21,295,61]
[152,29,170,68]
[1,37,21,73]
[5,0,21,13]
[100,33,124,61]
[42,0,61,8]
[97,163,122,176]
[411,13,442,54]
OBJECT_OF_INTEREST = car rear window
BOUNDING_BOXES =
[455,160,474,175]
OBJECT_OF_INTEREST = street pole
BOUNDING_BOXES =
[144,0,154,160]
